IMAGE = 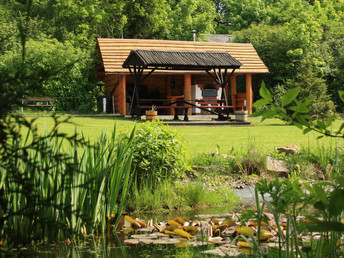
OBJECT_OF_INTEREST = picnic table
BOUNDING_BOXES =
[140,98,233,121]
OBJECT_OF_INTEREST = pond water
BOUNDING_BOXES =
[3,188,274,257]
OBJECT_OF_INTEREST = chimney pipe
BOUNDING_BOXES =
[192,30,196,41]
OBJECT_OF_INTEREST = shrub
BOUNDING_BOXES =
[124,120,188,186]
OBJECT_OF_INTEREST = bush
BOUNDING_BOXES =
[124,120,188,186]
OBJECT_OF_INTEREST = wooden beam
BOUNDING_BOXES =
[120,74,126,115]
[246,74,252,114]
[230,75,237,111]
[184,74,192,115]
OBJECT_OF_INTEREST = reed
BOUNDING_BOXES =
[0,116,135,247]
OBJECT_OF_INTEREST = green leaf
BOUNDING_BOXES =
[336,123,344,135]
[329,189,344,217]
[261,110,275,121]
[281,87,300,107]
[259,81,272,101]
[253,99,270,107]
[288,106,299,112]
[325,115,335,128]
[313,184,328,206]
[339,90,344,103]
[303,128,312,134]
[316,120,326,130]
[307,221,344,232]
[293,122,303,129]
[336,176,344,188]
[250,109,265,117]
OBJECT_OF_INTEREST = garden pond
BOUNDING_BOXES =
[3,201,321,258]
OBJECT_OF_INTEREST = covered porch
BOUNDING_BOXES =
[96,38,269,117]
[106,72,254,117]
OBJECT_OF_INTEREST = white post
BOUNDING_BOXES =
[103,98,106,113]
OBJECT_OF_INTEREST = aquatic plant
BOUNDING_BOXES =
[0,118,135,247]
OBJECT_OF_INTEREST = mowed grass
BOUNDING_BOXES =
[28,116,344,156]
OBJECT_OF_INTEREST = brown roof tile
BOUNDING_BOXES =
[97,38,269,74]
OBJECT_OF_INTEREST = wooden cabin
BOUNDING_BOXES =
[96,38,268,116]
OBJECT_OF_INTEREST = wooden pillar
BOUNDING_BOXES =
[120,74,126,115]
[230,75,237,111]
[166,76,172,115]
[166,76,172,98]
[246,73,252,114]
[184,74,192,115]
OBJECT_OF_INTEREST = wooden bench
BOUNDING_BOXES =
[21,97,56,113]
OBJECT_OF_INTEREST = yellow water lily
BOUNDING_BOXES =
[173,228,194,239]
[235,226,256,237]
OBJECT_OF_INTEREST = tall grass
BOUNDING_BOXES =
[128,179,240,213]
[0,117,135,247]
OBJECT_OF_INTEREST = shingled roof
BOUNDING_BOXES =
[97,38,269,74]
[122,49,241,70]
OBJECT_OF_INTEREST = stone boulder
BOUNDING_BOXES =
[267,156,289,177]
[277,145,300,155]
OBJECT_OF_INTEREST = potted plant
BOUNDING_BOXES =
[145,105,158,121]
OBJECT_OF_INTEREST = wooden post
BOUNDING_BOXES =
[184,74,192,115]
[120,74,126,115]
[166,76,172,115]
[166,76,172,98]
[230,75,237,111]
[246,74,252,114]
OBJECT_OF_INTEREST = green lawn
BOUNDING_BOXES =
[29,116,343,156]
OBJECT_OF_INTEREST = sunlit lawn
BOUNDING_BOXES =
[29,116,343,156]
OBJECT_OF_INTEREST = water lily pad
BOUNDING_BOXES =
[208,236,223,243]
[155,239,181,244]
[183,240,206,246]
[131,234,158,239]
[202,248,226,257]
[124,239,140,245]
[174,240,188,247]
[154,232,169,237]
[139,239,155,244]
[136,227,154,233]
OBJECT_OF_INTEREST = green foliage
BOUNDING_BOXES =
[0,118,135,246]
[0,3,133,247]
[250,76,344,256]
[128,179,180,212]
[176,182,205,207]
[166,0,215,40]
[284,59,335,120]
[215,0,311,33]
[124,120,188,185]
[190,149,237,175]
[232,1,344,112]
[252,82,344,138]
[0,38,99,112]
[128,179,239,212]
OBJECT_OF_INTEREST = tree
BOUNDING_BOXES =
[213,0,307,33]
[167,0,215,40]
[0,38,99,112]
[285,58,335,120]
[123,0,169,39]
